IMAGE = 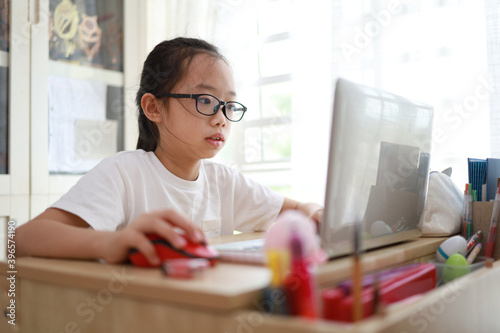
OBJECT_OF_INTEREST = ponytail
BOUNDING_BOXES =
[135,37,225,151]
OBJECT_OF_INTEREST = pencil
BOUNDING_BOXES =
[352,222,362,322]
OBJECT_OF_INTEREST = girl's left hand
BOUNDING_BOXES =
[297,202,323,224]
[281,198,323,224]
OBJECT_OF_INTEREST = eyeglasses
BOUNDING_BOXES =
[158,93,247,122]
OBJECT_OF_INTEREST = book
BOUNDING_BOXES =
[486,158,500,201]
[468,158,487,201]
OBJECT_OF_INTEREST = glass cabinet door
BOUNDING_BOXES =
[0,0,142,258]
[0,0,7,175]
[47,0,124,175]
[0,0,9,262]
[31,0,130,215]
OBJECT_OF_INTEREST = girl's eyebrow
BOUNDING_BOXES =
[193,83,237,98]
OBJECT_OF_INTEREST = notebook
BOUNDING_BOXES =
[213,78,434,263]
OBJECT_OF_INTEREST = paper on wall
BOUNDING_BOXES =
[48,75,114,174]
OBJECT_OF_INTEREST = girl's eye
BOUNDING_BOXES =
[198,97,212,105]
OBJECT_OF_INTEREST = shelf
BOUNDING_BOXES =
[49,60,123,87]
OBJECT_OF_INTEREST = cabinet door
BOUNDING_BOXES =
[30,0,137,217]
[0,1,30,261]
[0,0,143,259]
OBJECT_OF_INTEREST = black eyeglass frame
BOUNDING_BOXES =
[157,93,247,122]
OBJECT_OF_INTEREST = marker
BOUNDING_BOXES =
[485,185,500,258]
[466,243,482,264]
[466,230,482,254]
[283,231,317,318]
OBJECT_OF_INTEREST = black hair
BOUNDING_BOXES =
[135,37,226,151]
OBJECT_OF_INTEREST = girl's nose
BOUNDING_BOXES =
[210,105,227,127]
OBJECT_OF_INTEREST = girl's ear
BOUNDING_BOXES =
[141,93,163,123]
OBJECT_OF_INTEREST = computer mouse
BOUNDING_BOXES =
[129,234,219,268]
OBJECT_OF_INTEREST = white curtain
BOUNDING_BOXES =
[485,0,500,158]
[287,0,490,193]
[145,0,220,52]
[334,1,489,186]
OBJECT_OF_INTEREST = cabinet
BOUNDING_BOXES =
[0,1,30,261]
[0,0,146,260]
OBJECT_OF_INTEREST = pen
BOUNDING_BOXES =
[352,222,362,322]
[372,275,384,315]
[466,243,481,264]
[466,183,473,239]
[462,184,468,238]
[485,185,500,258]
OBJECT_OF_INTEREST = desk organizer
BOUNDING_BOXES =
[429,257,487,285]
[472,201,500,260]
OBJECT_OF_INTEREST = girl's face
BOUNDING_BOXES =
[158,54,237,161]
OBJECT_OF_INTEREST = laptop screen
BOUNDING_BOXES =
[320,78,434,258]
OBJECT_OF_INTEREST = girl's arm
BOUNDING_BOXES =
[16,208,205,265]
[281,197,323,223]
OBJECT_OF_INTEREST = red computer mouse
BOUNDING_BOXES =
[129,234,219,268]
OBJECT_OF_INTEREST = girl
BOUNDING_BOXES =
[17,37,322,265]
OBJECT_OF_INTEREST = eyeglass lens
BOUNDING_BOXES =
[196,95,245,121]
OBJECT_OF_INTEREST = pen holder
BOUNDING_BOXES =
[429,257,487,286]
[472,201,500,260]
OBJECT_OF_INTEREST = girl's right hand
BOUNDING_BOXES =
[100,209,206,265]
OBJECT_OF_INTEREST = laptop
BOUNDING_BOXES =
[213,78,434,263]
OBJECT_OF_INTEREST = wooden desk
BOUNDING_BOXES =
[1,234,498,332]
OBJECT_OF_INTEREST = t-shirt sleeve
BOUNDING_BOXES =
[231,168,285,233]
[50,157,126,231]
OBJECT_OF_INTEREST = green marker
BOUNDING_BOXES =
[466,183,473,239]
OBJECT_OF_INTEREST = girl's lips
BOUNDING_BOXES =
[205,133,225,148]
[206,138,224,148]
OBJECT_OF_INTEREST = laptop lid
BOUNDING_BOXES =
[320,78,434,259]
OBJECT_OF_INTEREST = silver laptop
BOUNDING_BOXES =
[214,78,434,262]
[321,78,433,258]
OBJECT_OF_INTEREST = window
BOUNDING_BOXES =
[147,0,492,201]
[212,0,295,196]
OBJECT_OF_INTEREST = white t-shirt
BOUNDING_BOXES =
[51,150,284,237]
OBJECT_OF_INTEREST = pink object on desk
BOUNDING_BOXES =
[265,210,327,265]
